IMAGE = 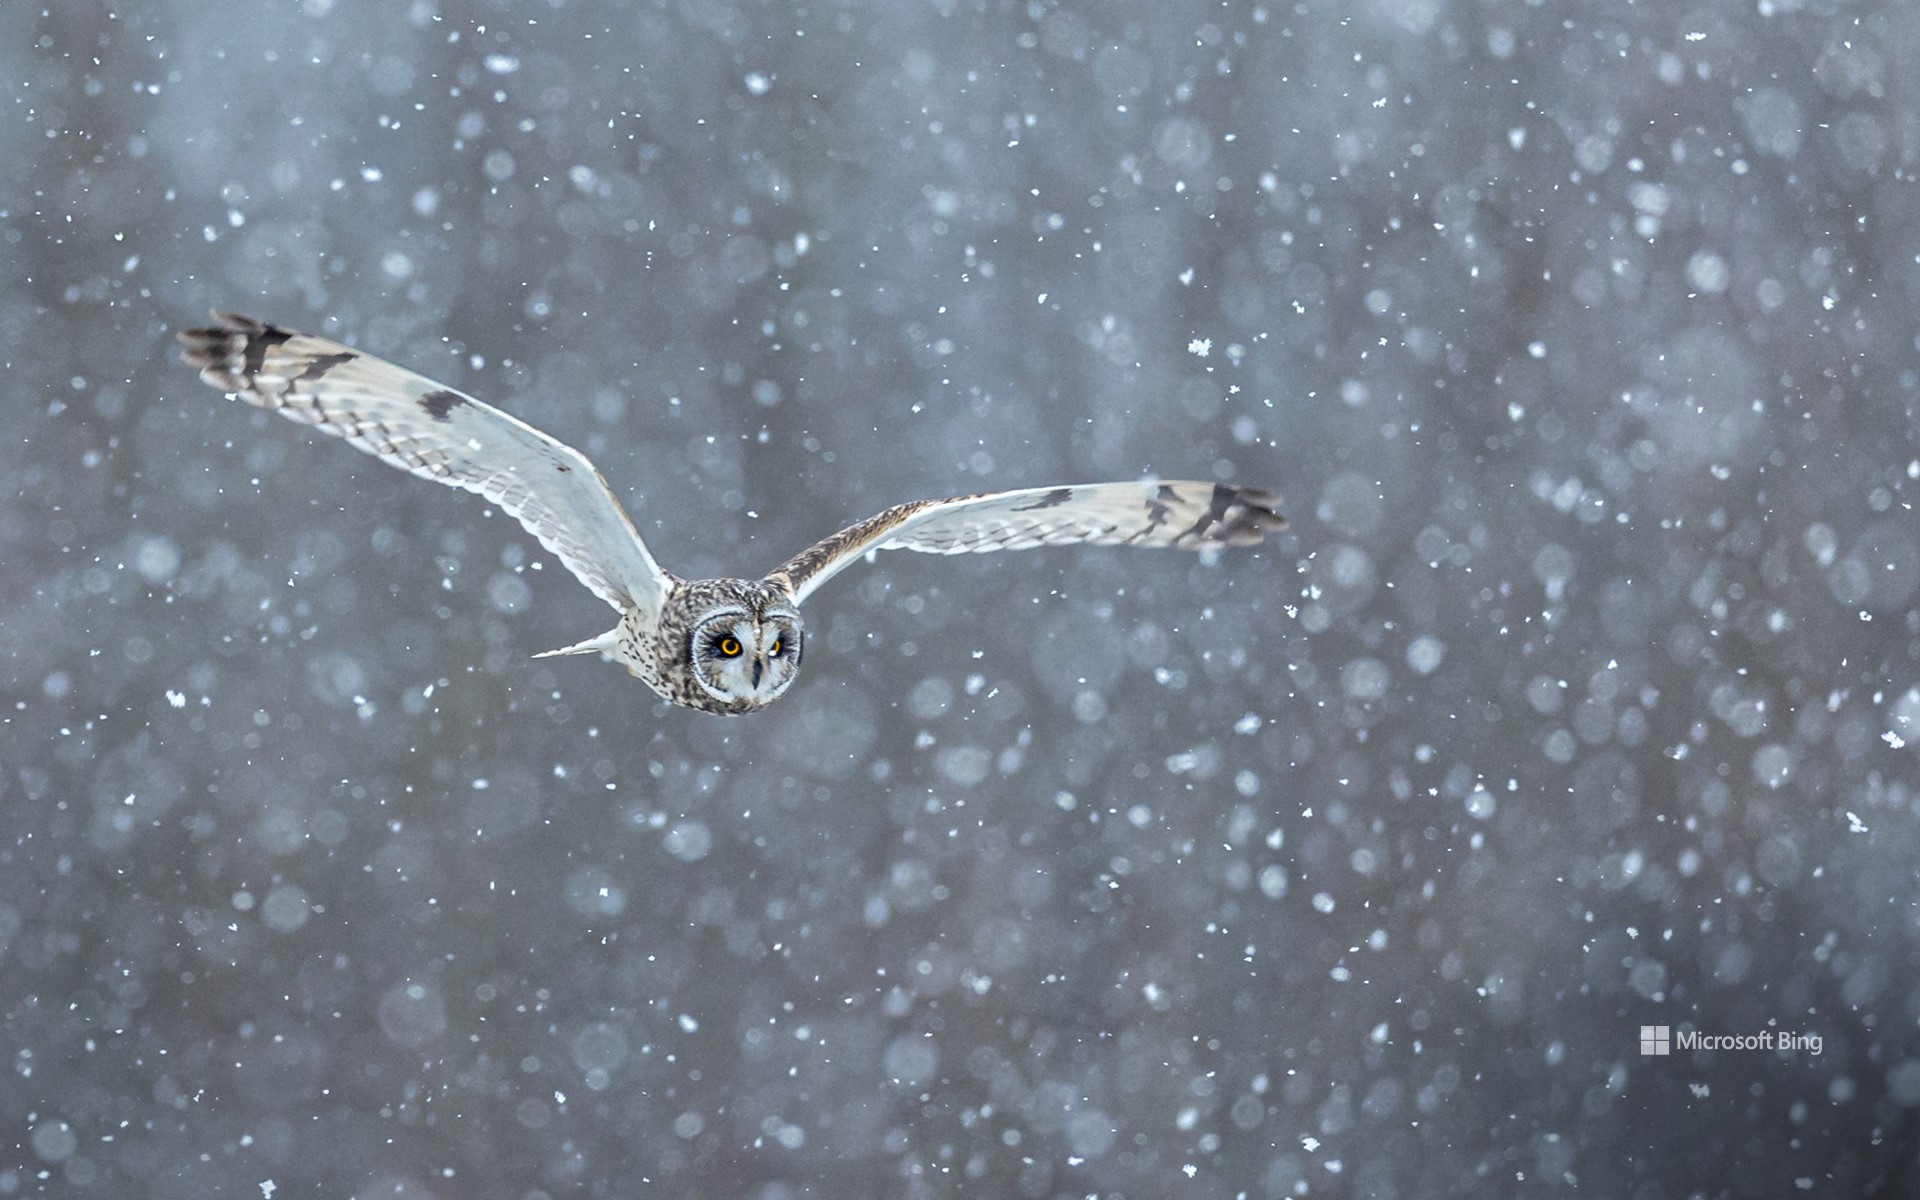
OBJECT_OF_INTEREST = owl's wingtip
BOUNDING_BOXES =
[175,324,232,376]
[178,311,280,391]
[176,312,290,388]
[1209,485,1287,545]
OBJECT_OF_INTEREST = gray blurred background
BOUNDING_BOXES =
[4,0,1919,1195]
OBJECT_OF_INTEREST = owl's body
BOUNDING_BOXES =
[178,313,1285,714]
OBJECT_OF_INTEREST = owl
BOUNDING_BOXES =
[178,313,1285,715]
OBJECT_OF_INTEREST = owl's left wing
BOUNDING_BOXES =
[766,480,1284,606]
[177,312,674,619]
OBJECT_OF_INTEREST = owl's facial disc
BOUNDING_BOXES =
[689,605,804,707]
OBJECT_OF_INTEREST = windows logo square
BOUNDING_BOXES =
[1640,1025,1670,1056]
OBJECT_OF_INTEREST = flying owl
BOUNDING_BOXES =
[178,313,1285,715]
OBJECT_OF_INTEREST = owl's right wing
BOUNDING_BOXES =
[178,312,674,619]
[766,480,1284,606]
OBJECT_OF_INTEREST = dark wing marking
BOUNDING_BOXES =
[1011,487,1075,512]
[420,388,467,421]
[766,480,1284,606]
[178,312,675,617]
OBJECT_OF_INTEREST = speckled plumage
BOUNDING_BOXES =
[178,312,1285,714]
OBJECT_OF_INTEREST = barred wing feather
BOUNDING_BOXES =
[768,480,1284,606]
[177,312,673,618]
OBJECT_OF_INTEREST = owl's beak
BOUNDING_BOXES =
[751,658,763,688]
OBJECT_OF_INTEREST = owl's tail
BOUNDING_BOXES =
[532,628,621,660]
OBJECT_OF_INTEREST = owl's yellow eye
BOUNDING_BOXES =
[718,637,742,657]
[768,639,783,657]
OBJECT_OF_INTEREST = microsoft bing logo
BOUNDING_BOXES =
[1635,1023,1822,1055]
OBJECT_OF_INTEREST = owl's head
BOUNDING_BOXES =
[683,584,804,711]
